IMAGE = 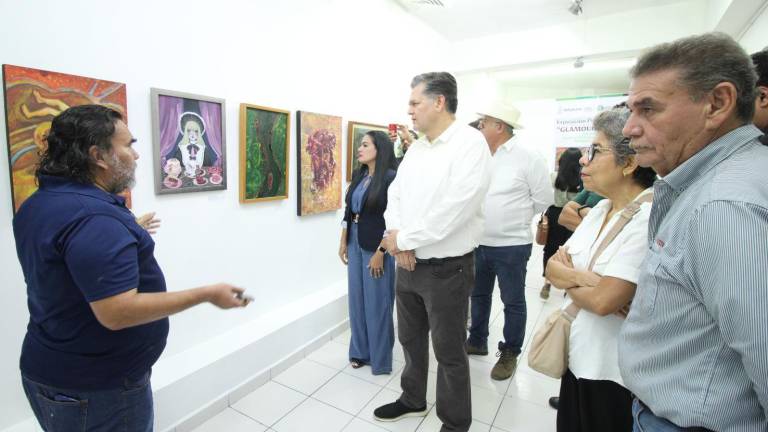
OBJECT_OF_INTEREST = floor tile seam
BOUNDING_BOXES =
[274,367,345,398]
[258,380,314,427]
[307,394,366,419]
[228,405,276,430]
[271,395,354,430]
[310,379,388,417]
[304,355,350,372]
[339,369,399,388]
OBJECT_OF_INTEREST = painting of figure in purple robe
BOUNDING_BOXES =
[151,88,227,194]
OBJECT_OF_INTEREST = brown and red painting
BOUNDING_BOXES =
[2,64,130,212]
[296,111,341,216]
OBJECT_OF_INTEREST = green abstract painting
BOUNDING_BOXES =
[239,104,289,203]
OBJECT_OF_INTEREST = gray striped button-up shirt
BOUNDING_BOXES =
[618,125,768,431]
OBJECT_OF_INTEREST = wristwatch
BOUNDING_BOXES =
[378,246,387,254]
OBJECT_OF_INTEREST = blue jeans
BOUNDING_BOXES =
[468,244,531,354]
[632,399,712,432]
[347,224,395,374]
[21,372,153,431]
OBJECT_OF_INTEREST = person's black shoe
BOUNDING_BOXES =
[373,399,428,422]
[548,396,559,410]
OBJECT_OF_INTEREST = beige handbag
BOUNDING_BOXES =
[527,193,653,379]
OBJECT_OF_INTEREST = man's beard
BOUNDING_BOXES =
[106,152,136,194]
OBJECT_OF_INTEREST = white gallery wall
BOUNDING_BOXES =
[1,0,767,429]
[0,0,450,429]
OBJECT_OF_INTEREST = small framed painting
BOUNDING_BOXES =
[150,88,227,194]
[239,103,290,203]
[296,110,342,216]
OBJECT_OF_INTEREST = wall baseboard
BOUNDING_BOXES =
[154,290,349,431]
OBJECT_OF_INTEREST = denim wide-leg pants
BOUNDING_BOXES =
[347,224,395,374]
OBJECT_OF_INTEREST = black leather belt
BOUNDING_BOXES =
[415,251,472,265]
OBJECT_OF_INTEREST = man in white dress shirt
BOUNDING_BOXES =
[374,72,491,432]
[466,102,553,380]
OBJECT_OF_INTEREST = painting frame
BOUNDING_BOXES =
[296,110,342,217]
[2,64,130,213]
[150,87,227,195]
[239,103,290,204]
[346,121,388,182]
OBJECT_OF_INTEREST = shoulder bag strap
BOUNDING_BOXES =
[587,192,654,271]
[567,192,653,318]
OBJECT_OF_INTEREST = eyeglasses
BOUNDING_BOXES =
[585,144,601,163]
[585,138,628,163]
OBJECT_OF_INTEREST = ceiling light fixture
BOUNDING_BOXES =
[568,0,583,16]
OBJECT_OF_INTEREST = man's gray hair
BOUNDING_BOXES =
[593,107,633,164]
[630,32,757,123]
[411,72,458,114]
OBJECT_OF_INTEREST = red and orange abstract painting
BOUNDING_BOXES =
[296,111,342,216]
[2,64,129,212]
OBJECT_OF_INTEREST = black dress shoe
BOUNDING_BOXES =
[548,396,559,410]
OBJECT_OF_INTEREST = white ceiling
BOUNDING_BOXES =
[394,0,692,42]
[395,0,767,101]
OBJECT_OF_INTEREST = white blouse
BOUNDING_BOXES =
[562,188,652,385]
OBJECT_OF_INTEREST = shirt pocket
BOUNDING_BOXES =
[633,250,662,315]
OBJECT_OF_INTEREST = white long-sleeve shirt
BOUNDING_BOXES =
[385,120,491,259]
[480,136,553,246]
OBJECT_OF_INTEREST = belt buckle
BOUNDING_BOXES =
[352,214,359,223]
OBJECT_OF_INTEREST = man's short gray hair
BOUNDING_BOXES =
[630,32,757,123]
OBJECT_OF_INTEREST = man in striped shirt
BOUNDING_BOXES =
[618,33,768,431]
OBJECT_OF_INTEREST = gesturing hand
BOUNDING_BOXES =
[136,212,162,235]
[207,283,251,309]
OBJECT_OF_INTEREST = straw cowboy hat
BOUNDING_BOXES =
[477,100,524,130]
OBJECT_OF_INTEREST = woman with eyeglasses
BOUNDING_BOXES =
[545,106,657,432]
[339,130,397,375]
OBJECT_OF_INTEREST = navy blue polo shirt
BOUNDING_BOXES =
[13,175,169,390]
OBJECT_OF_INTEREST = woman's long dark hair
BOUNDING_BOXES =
[345,130,396,211]
[554,147,583,193]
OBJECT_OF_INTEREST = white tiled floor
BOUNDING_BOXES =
[193,244,565,432]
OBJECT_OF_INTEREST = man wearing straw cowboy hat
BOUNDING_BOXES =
[465,101,553,380]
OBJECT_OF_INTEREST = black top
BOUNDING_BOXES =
[342,169,397,252]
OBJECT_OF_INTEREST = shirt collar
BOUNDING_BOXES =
[497,135,518,152]
[426,120,461,147]
[663,124,762,193]
[38,175,126,207]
